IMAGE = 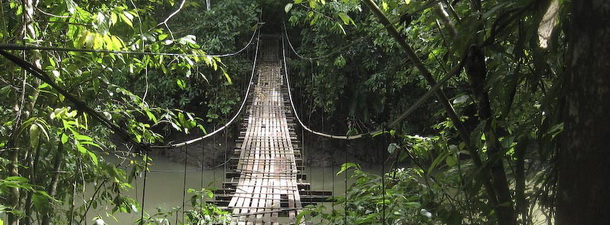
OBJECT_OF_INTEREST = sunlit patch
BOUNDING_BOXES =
[538,0,560,49]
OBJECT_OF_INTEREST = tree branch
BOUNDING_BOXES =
[361,0,504,222]
[154,0,186,38]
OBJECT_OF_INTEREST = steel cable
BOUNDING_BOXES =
[210,24,260,57]
[281,32,467,140]
[283,22,372,61]
[0,24,261,58]
[282,0,441,60]
[0,27,263,150]
[151,28,262,149]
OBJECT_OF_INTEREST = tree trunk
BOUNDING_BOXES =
[465,45,516,225]
[360,2,510,224]
[557,1,610,224]
[433,3,457,39]
[8,0,43,223]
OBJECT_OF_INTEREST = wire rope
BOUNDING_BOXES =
[200,140,205,189]
[281,32,467,140]
[381,127,387,225]
[282,10,427,62]
[331,157,335,211]
[0,24,261,58]
[344,141,348,225]
[151,28,262,149]
[139,151,149,225]
[212,121,218,185]
[0,27,262,153]
[283,22,372,61]
[180,144,189,223]
[223,122,228,181]
[210,24,260,57]
[0,49,147,150]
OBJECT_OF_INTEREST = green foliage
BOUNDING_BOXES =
[289,0,567,224]
[142,188,230,225]
[299,164,456,224]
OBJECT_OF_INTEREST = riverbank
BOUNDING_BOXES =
[154,128,386,169]
[151,131,235,169]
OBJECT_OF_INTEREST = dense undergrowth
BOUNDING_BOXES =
[286,0,566,224]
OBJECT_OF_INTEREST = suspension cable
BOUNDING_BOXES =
[0,27,262,151]
[151,28,261,149]
[139,151,149,225]
[344,141,348,225]
[0,49,147,150]
[381,126,387,225]
[0,24,261,58]
[282,12,416,61]
[200,140,205,188]
[283,0,441,61]
[281,34,376,140]
[211,24,260,57]
[283,22,372,61]
[180,144,188,223]
[281,32,468,140]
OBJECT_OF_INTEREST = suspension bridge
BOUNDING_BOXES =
[205,34,332,224]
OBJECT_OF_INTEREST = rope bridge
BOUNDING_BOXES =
[207,35,332,224]
[1,19,460,223]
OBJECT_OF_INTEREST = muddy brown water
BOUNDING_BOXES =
[87,155,381,224]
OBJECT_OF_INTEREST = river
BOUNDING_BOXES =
[90,155,374,224]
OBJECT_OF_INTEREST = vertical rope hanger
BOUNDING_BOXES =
[134,157,139,210]
[381,59,391,225]
[139,151,149,225]
[200,140,205,189]
[283,34,314,207]
[344,139,348,225]
[181,144,189,223]
[294,40,310,194]
[223,117,228,181]
[129,7,150,222]
[212,114,217,185]
[176,145,184,224]
[331,155,335,211]
[382,127,387,225]
[69,159,80,225]
[304,123,312,206]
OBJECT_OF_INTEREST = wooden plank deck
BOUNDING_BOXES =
[227,35,303,225]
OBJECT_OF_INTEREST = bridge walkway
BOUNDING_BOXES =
[208,34,332,225]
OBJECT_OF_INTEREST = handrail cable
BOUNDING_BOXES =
[210,24,260,57]
[0,23,260,58]
[0,49,147,150]
[0,29,260,153]
[283,22,372,61]
[283,0,441,61]
[139,151,149,225]
[180,143,188,223]
[281,32,467,140]
[150,28,261,149]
